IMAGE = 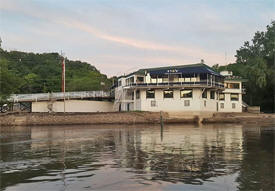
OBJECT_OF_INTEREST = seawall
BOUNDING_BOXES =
[0,112,274,126]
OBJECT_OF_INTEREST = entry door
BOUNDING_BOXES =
[216,102,219,111]
[127,103,130,111]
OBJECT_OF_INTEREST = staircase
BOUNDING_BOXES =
[242,101,249,108]
[113,90,123,111]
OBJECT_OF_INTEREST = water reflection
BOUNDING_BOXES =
[0,123,274,191]
[236,126,275,191]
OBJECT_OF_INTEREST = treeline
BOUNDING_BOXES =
[0,50,112,102]
[1,21,274,112]
[213,21,275,112]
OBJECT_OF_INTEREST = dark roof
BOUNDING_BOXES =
[120,63,223,78]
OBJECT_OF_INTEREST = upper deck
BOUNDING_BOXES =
[123,80,224,89]
[117,64,225,90]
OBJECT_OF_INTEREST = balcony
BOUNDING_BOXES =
[124,80,224,89]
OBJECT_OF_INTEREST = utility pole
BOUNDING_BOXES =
[61,52,66,113]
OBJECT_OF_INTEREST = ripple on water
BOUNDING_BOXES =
[0,124,274,191]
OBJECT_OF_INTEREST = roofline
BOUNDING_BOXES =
[139,63,205,71]
[119,63,220,79]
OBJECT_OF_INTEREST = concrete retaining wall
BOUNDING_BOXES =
[247,106,261,114]
[32,100,113,113]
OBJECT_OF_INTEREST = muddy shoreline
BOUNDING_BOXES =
[1,111,274,126]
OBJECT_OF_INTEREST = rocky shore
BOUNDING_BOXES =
[0,111,274,126]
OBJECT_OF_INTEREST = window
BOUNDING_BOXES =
[163,75,169,82]
[204,100,207,107]
[219,93,225,100]
[210,91,215,99]
[130,77,134,83]
[169,74,179,82]
[146,90,155,99]
[136,90,140,99]
[118,80,122,86]
[230,93,239,101]
[137,76,144,83]
[225,83,240,89]
[220,103,224,109]
[232,103,236,109]
[191,77,196,82]
[185,78,191,82]
[184,100,190,106]
[163,90,173,98]
[151,100,156,107]
[180,89,192,98]
[202,90,207,98]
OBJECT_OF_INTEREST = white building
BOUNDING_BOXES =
[114,63,246,112]
[220,72,247,112]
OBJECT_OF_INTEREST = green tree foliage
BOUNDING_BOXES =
[0,58,21,103]
[0,48,112,101]
[213,21,275,112]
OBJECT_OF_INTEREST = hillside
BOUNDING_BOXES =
[0,49,112,101]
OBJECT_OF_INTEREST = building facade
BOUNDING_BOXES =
[219,71,246,112]
[114,63,245,112]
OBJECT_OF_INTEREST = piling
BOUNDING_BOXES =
[160,111,164,141]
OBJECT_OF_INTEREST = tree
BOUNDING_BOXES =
[0,59,20,103]
[213,21,275,112]
[21,73,39,93]
[236,22,274,111]
[0,48,112,98]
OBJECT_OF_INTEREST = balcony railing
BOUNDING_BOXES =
[8,91,112,102]
[124,80,224,89]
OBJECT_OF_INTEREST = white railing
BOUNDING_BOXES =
[124,80,225,89]
[8,91,112,102]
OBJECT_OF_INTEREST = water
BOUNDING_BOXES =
[0,123,274,191]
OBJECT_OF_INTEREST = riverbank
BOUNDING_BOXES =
[0,111,274,126]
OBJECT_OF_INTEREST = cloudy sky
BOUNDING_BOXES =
[0,0,274,76]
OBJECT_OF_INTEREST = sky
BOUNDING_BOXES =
[0,0,274,77]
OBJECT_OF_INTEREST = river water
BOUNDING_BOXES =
[0,123,274,191]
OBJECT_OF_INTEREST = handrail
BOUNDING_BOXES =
[8,91,112,102]
[125,81,224,88]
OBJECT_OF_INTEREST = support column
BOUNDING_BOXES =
[133,89,136,111]
[157,75,158,85]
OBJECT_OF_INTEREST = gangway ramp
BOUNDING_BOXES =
[8,91,113,103]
